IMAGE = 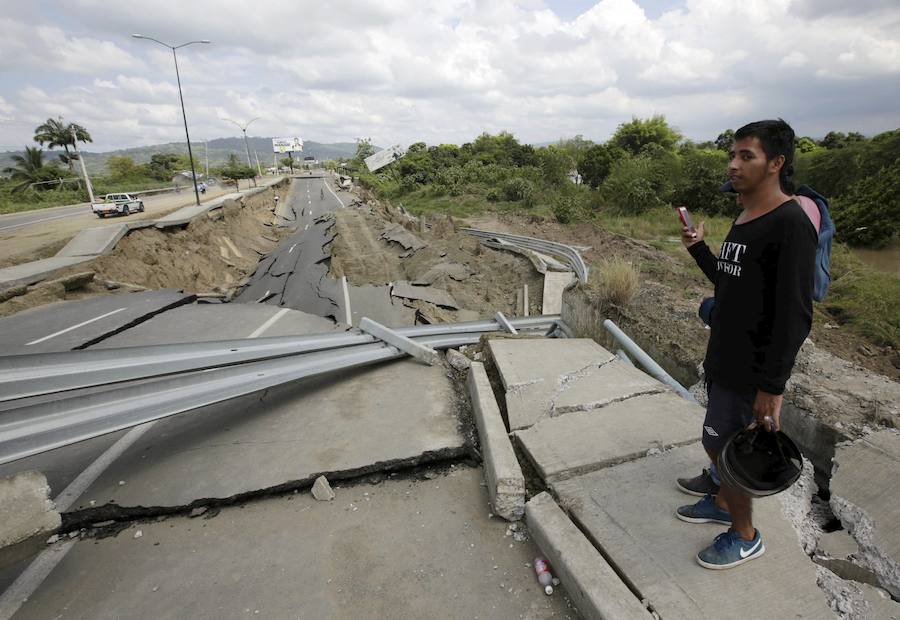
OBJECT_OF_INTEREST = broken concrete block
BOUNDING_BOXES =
[391,281,459,310]
[312,476,335,501]
[0,470,61,548]
[51,271,95,291]
[380,224,426,252]
[525,492,653,620]
[467,362,525,521]
[830,430,900,599]
[0,283,28,302]
[446,349,471,372]
[412,263,473,285]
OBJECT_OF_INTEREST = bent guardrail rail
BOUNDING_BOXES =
[0,316,561,465]
[461,228,589,283]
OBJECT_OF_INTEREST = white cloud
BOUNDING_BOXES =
[0,0,898,151]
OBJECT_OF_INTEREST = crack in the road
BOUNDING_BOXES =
[60,447,475,534]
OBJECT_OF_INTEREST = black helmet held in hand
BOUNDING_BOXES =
[717,425,803,498]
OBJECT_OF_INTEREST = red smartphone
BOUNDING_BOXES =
[677,206,695,232]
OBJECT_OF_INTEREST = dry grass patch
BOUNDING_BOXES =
[596,257,641,305]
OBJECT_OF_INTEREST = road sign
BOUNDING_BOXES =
[273,137,304,153]
[365,144,406,172]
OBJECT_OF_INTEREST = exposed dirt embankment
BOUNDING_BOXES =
[0,185,288,318]
[329,197,546,321]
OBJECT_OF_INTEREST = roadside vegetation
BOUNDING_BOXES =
[340,117,899,353]
[0,117,259,215]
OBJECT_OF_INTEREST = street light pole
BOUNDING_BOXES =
[70,126,95,204]
[223,117,260,168]
[132,34,210,207]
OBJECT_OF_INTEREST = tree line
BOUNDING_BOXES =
[1,117,259,207]
[345,117,898,247]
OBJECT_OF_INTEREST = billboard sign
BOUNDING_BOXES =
[273,137,304,153]
[365,144,406,172]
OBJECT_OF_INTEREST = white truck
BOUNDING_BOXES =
[91,193,145,218]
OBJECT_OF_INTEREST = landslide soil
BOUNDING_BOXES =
[329,203,547,322]
[0,186,287,318]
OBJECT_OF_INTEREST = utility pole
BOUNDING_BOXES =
[204,139,209,179]
[71,126,95,203]
[223,117,259,168]
[254,150,263,176]
[132,34,210,207]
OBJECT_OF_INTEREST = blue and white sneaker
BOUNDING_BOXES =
[697,528,765,570]
[675,494,732,525]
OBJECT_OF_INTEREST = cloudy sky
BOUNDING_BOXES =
[1,0,898,152]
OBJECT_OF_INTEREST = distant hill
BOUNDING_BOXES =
[0,138,360,176]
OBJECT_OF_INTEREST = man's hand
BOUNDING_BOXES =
[681,220,705,248]
[753,390,783,431]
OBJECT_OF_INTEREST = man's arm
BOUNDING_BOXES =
[753,219,817,427]
[681,221,718,286]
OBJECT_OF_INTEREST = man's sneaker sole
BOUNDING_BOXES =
[675,510,732,525]
[676,480,715,497]
[697,543,766,570]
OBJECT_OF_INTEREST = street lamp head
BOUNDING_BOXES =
[200,40,211,44]
[131,33,145,39]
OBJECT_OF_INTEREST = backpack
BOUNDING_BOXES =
[697,185,834,326]
[795,185,834,302]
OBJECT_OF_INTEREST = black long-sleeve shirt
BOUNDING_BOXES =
[688,199,817,395]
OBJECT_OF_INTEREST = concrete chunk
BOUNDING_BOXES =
[542,271,575,315]
[467,362,525,521]
[0,470,61,548]
[525,492,652,620]
[515,391,702,482]
[830,430,900,598]
[391,281,459,310]
[312,476,335,501]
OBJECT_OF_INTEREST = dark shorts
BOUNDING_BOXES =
[701,382,756,454]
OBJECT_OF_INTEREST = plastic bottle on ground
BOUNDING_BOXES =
[534,557,554,595]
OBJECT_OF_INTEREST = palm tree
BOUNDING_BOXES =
[33,117,92,172]
[2,146,46,192]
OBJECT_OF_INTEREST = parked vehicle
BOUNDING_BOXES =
[91,193,145,218]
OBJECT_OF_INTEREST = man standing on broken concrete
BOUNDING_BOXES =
[676,119,817,569]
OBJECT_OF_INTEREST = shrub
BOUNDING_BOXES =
[485,187,501,202]
[600,156,666,214]
[597,257,640,305]
[672,148,734,216]
[831,158,900,247]
[503,177,535,203]
[552,195,580,224]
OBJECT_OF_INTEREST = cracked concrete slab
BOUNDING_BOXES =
[0,256,94,291]
[514,391,703,483]
[0,289,195,354]
[487,339,617,431]
[553,358,667,414]
[65,358,464,510]
[830,430,900,598]
[56,224,128,257]
[380,223,427,252]
[391,281,459,310]
[13,468,576,620]
[553,444,833,619]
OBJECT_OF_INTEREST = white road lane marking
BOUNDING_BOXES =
[323,179,343,208]
[0,422,157,620]
[25,308,126,346]
[0,211,81,232]
[248,307,291,338]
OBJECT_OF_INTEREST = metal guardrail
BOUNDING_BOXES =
[602,319,695,402]
[0,316,559,402]
[0,317,560,465]
[461,228,589,283]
